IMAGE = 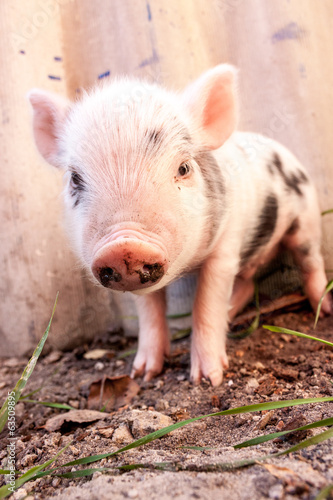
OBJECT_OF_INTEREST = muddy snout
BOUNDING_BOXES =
[92,239,168,291]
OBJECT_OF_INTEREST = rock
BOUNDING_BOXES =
[126,410,173,438]
[20,453,38,467]
[112,424,133,444]
[155,399,169,411]
[245,378,259,394]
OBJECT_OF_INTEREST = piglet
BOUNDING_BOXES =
[28,65,332,386]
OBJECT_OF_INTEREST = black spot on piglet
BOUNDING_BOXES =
[270,153,308,197]
[241,194,278,262]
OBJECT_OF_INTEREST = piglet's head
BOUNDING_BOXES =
[28,65,238,293]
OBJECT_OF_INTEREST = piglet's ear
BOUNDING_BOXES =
[182,64,238,150]
[27,89,70,167]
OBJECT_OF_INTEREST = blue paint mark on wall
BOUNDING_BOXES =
[138,48,159,68]
[54,56,62,61]
[147,3,152,21]
[48,75,61,80]
[272,22,305,43]
[98,70,110,79]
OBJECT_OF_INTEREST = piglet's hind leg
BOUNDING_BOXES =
[283,211,332,316]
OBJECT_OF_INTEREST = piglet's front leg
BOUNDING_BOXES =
[191,253,238,387]
[131,289,170,381]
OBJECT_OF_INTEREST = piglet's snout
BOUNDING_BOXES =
[92,238,168,291]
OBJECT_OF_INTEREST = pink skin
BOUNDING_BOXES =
[92,238,168,292]
[28,65,332,388]
[131,289,170,381]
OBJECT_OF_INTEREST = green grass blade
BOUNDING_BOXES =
[56,397,333,468]
[275,426,333,457]
[321,208,333,216]
[315,484,333,500]
[0,439,70,499]
[167,311,192,320]
[171,328,191,340]
[19,399,76,410]
[54,467,111,479]
[314,279,333,328]
[117,348,138,360]
[234,416,333,449]
[263,324,333,347]
[0,293,59,434]
[3,398,331,491]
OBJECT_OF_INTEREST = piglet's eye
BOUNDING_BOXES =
[69,170,85,207]
[70,172,84,189]
[178,163,190,177]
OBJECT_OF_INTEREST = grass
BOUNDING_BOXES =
[0,292,333,498]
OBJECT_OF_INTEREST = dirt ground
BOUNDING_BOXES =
[0,300,333,500]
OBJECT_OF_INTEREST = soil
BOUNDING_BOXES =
[0,302,333,500]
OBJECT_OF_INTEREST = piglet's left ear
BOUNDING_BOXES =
[182,64,238,151]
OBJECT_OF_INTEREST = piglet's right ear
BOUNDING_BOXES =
[27,89,70,167]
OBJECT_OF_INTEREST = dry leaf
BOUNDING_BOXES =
[44,409,109,432]
[264,464,298,480]
[88,375,140,412]
[83,349,114,360]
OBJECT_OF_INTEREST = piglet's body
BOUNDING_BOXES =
[29,65,331,386]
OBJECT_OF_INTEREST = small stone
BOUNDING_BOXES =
[69,399,80,409]
[245,378,259,394]
[46,350,62,363]
[13,488,28,500]
[97,426,114,438]
[254,361,265,370]
[298,354,306,363]
[69,445,80,456]
[52,478,61,487]
[255,410,274,430]
[128,489,139,498]
[228,380,234,386]
[20,453,38,467]
[276,420,285,431]
[268,483,284,499]
[94,361,105,371]
[127,410,173,438]
[112,424,133,444]
[155,399,169,411]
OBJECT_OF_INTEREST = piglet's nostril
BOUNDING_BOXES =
[138,263,165,284]
[98,267,122,286]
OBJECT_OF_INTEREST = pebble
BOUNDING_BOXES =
[127,410,173,438]
[245,378,259,394]
[69,399,80,409]
[128,489,139,498]
[94,361,105,371]
[20,453,38,467]
[268,483,284,499]
[112,424,133,444]
[155,399,169,411]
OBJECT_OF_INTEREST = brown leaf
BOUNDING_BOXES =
[88,375,140,412]
[83,349,114,360]
[44,409,109,432]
